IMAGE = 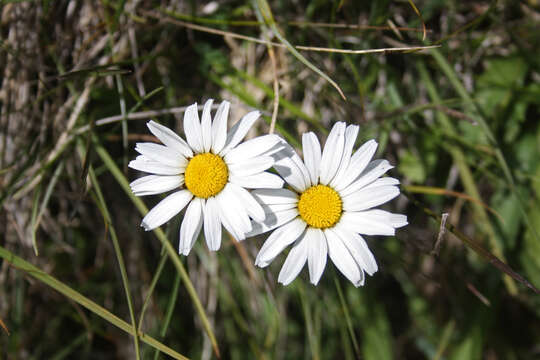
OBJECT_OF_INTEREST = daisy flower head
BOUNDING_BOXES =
[249,122,407,287]
[129,100,284,255]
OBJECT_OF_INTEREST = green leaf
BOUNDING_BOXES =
[399,150,427,183]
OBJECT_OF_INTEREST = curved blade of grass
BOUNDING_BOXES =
[253,0,346,100]
[30,184,42,256]
[0,245,188,360]
[406,0,427,40]
[94,140,221,359]
[31,160,65,256]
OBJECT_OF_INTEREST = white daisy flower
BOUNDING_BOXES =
[129,100,284,255]
[249,122,407,287]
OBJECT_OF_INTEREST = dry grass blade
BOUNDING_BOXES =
[287,21,427,32]
[164,12,427,32]
[432,213,449,257]
[73,103,223,135]
[404,185,503,222]
[251,0,280,133]
[466,283,491,306]
[0,318,9,336]
[144,10,439,55]
[407,0,427,40]
[266,43,279,134]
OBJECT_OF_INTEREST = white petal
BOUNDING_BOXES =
[179,198,204,255]
[340,210,398,236]
[343,209,407,233]
[183,103,204,153]
[201,99,214,152]
[342,185,400,212]
[204,197,222,251]
[228,156,274,177]
[307,228,328,285]
[255,218,306,267]
[229,172,284,189]
[130,175,184,196]
[251,188,299,205]
[333,223,378,275]
[302,132,322,186]
[319,122,346,185]
[325,228,365,287]
[141,190,193,231]
[220,110,260,156]
[247,209,299,237]
[216,184,252,240]
[278,233,309,286]
[330,125,359,188]
[129,156,183,175]
[363,177,400,189]
[216,206,243,241]
[135,142,187,168]
[224,135,282,164]
[147,120,193,158]
[226,182,265,222]
[334,140,377,191]
[211,101,230,154]
[340,160,394,197]
[272,144,309,192]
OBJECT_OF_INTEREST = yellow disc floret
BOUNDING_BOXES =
[297,185,342,229]
[185,153,228,198]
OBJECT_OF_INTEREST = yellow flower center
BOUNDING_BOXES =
[185,153,228,198]
[297,185,342,229]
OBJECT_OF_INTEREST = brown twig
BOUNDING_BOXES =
[432,213,449,256]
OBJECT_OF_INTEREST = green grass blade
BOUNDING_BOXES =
[50,332,87,360]
[31,159,65,256]
[334,278,361,359]
[297,283,319,360]
[0,245,188,360]
[153,272,182,360]
[138,249,168,333]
